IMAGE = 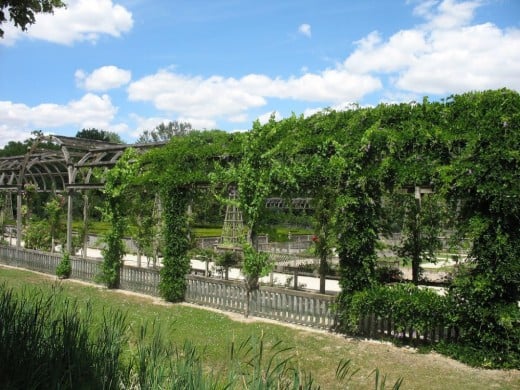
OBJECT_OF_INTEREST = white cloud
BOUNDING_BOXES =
[76,66,132,91]
[0,94,118,135]
[127,68,381,124]
[344,29,428,73]
[0,127,33,148]
[397,23,520,94]
[228,113,249,123]
[180,117,217,130]
[1,0,133,46]
[343,0,520,96]
[298,23,312,38]
[416,0,481,30]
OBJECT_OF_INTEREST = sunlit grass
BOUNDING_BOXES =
[1,266,518,389]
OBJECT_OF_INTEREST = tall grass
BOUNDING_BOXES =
[0,283,128,389]
[0,282,402,389]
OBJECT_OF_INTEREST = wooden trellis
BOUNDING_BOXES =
[265,197,313,209]
[219,187,247,248]
[0,135,165,252]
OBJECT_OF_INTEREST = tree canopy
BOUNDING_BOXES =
[75,128,124,144]
[136,121,193,144]
[0,0,66,38]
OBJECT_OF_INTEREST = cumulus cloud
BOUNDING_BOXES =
[0,94,118,136]
[298,23,312,37]
[0,127,33,147]
[127,69,381,123]
[414,0,480,30]
[76,66,132,91]
[343,0,520,96]
[1,0,133,46]
[396,23,520,94]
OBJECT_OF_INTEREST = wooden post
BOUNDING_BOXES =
[82,193,88,258]
[66,190,73,254]
[16,190,22,248]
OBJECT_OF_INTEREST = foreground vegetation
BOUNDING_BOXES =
[1,267,519,389]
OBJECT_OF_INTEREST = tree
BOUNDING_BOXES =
[0,131,58,157]
[0,140,28,157]
[136,121,192,144]
[0,0,66,38]
[127,187,158,268]
[301,112,350,294]
[76,128,124,144]
[384,190,444,284]
[216,250,240,280]
[242,244,273,317]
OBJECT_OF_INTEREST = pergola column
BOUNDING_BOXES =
[66,189,73,254]
[82,192,89,258]
[16,189,22,248]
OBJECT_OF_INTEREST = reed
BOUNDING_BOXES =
[0,282,402,389]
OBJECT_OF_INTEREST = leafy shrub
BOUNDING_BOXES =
[337,283,450,337]
[242,244,273,291]
[24,219,51,250]
[444,266,520,368]
[159,188,191,302]
[55,251,72,279]
[216,249,241,279]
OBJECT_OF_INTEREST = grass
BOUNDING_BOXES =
[193,226,223,237]
[70,220,313,240]
[1,266,519,389]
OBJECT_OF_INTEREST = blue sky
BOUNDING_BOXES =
[1,0,519,146]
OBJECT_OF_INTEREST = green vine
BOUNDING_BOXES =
[159,187,191,302]
[98,148,139,288]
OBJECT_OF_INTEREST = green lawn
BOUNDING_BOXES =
[71,220,314,239]
[1,265,518,389]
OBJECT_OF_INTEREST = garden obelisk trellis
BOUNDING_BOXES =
[219,187,247,248]
[219,189,313,249]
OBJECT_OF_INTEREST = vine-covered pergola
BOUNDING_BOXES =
[0,135,164,252]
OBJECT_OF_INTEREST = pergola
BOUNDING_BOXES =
[0,135,164,252]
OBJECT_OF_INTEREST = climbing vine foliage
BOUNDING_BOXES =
[142,130,242,301]
[99,148,140,288]
[86,89,518,367]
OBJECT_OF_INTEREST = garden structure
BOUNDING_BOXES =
[0,135,164,253]
[0,89,519,369]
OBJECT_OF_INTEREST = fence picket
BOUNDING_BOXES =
[0,245,458,341]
